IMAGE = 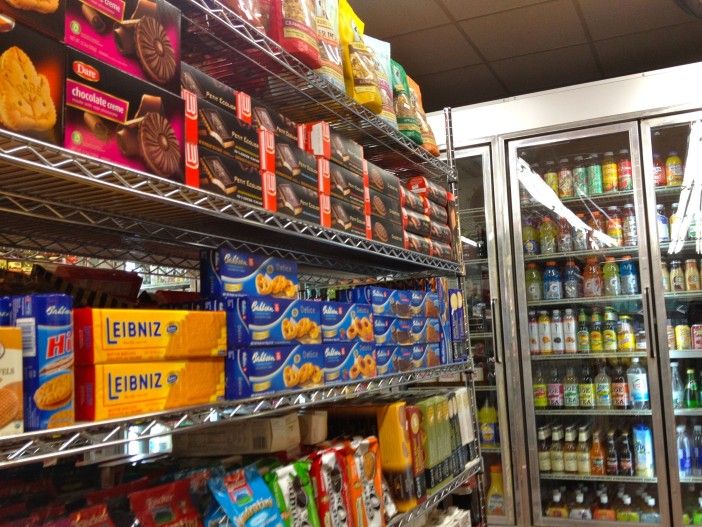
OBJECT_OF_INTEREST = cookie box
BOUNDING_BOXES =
[0,296,9,325]
[372,287,413,318]
[366,160,400,198]
[369,216,403,248]
[275,139,330,194]
[375,345,412,376]
[368,188,401,224]
[404,405,427,504]
[309,447,353,527]
[252,97,299,144]
[422,196,448,224]
[0,0,64,39]
[277,178,331,227]
[409,291,440,318]
[180,62,247,118]
[266,462,321,527]
[227,297,322,347]
[430,221,452,244]
[323,342,375,383]
[74,307,227,364]
[405,176,448,207]
[330,161,368,209]
[225,344,324,399]
[448,289,466,342]
[420,343,442,368]
[10,294,73,431]
[330,197,371,239]
[320,301,373,343]
[301,123,364,175]
[75,359,224,420]
[65,0,181,93]
[0,21,64,145]
[200,248,299,299]
[403,232,431,255]
[0,327,22,436]
[401,208,431,238]
[344,436,385,527]
[64,49,185,182]
[373,316,413,346]
[431,240,454,260]
[399,186,424,213]
[375,402,416,512]
[410,317,441,344]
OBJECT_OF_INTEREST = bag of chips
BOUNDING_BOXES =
[265,461,321,527]
[407,76,439,156]
[222,0,272,33]
[314,0,344,91]
[338,0,382,114]
[309,447,352,527]
[268,0,321,69]
[390,61,422,145]
[363,35,397,129]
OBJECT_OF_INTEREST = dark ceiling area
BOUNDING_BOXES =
[351,0,702,112]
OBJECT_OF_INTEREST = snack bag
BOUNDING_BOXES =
[222,0,272,32]
[390,61,422,145]
[338,0,382,114]
[362,36,397,129]
[407,77,439,156]
[129,480,201,527]
[309,447,352,527]
[343,437,385,527]
[268,0,321,68]
[314,0,344,91]
[266,461,321,527]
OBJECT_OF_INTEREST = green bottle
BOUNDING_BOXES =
[685,368,700,409]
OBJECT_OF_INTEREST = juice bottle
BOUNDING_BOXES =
[533,367,548,408]
[603,256,621,297]
[479,396,498,444]
[543,160,558,193]
[551,310,565,354]
[653,153,666,186]
[569,492,592,520]
[545,490,568,518]
[573,212,589,251]
[602,151,618,193]
[486,464,505,516]
[538,310,552,354]
[622,204,638,246]
[557,217,573,252]
[550,425,564,472]
[543,261,563,300]
[619,432,634,476]
[671,260,686,291]
[577,308,591,352]
[662,262,671,291]
[576,426,591,474]
[573,155,587,197]
[587,154,603,195]
[563,259,582,299]
[618,149,633,191]
[523,215,540,254]
[563,308,577,353]
[548,366,564,408]
[593,494,616,521]
[558,158,574,198]
[537,426,551,472]
[627,358,650,410]
[603,306,618,352]
[525,263,543,301]
[588,210,605,250]
[686,259,701,291]
[528,310,540,355]
[667,151,684,187]
[617,495,640,522]
[539,216,557,254]
[594,362,612,408]
[590,308,604,352]
[579,365,595,408]
[564,367,579,407]
[657,204,670,242]
[606,206,623,246]
[563,425,578,473]
[620,255,640,295]
[606,430,619,475]
[612,363,630,409]
[589,430,606,475]
[583,257,603,297]
[633,423,655,477]
[671,202,681,240]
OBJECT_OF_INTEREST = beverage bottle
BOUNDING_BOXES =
[528,309,540,355]
[657,204,670,242]
[617,495,640,522]
[679,424,693,478]
[525,263,543,301]
[641,497,660,524]
[563,259,582,299]
[548,366,564,408]
[694,497,702,525]
[667,151,684,186]
[537,426,551,472]
[539,216,558,254]
[545,490,568,518]
[606,430,619,475]
[620,255,640,295]
[618,315,636,352]
[686,259,701,291]
[627,357,650,409]
[577,426,591,474]
[573,155,587,197]
[486,464,505,516]
[603,256,621,296]
[672,362,684,408]
[558,158,574,198]
[619,431,635,476]
[590,308,604,352]
[569,492,592,520]
[603,306,618,352]
[557,217,573,252]
[593,494,616,521]
[478,228,488,258]
[662,262,671,292]
[590,430,606,475]
[633,423,655,477]
[671,202,681,240]
[563,425,578,473]
[587,154,603,195]
[551,309,565,354]
[583,257,603,297]
[573,212,589,251]
[588,210,605,250]
[579,365,595,408]
[653,153,666,186]
[622,203,638,246]
[618,149,633,191]
[543,160,559,194]
[543,261,563,300]
[612,363,630,409]
[563,308,577,353]
[523,215,540,254]
[606,206,623,246]
[564,366,579,408]
[693,424,702,476]
[550,425,565,473]
[538,310,553,354]
[479,397,499,444]
[577,308,591,352]
[602,151,618,193]
[676,318,692,351]
[686,368,700,409]
[595,362,612,408]
[671,260,686,291]
[533,367,548,408]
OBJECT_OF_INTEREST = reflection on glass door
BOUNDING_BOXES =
[457,146,515,525]
[507,123,670,526]
[642,111,702,527]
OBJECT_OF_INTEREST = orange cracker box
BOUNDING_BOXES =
[74,308,227,364]
[76,359,224,420]
[0,327,22,436]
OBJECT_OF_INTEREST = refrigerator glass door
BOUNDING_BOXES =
[506,122,669,526]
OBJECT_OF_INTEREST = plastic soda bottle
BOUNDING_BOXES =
[583,257,603,297]
[558,158,574,198]
[573,155,587,197]
[563,259,582,299]
[603,256,621,297]
[618,149,633,191]
[525,263,542,301]
[653,153,666,186]
[538,310,552,354]
[627,358,650,409]
[523,215,540,254]
[543,261,563,300]
[633,423,655,477]
[528,310,540,355]
[539,217,558,254]
[619,256,639,295]
[602,151,618,193]
[667,151,684,186]
[563,308,577,353]
[551,310,565,354]
[543,160,559,194]
[587,154,603,195]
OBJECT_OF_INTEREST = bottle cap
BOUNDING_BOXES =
[677,424,686,432]
[576,493,584,503]
[623,495,631,505]
[605,151,614,156]
[559,158,568,163]
[601,495,609,504]
[648,497,655,507]
[619,149,629,154]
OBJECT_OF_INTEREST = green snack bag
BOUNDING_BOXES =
[267,461,321,527]
[391,60,422,145]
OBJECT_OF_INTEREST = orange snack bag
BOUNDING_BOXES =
[407,77,439,157]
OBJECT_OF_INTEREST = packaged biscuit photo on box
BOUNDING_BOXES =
[0,0,64,39]
[330,197,371,238]
[375,345,411,376]
[368,188,401,224]
[276,179,331,227]
[330,162,368,209]
[320,301,373,343]
[366,160,400,198]
[410,317,441,344]
[369,216,403,248]
[323,342,376,383]
[373,316,413,346]
[0,327,22,436]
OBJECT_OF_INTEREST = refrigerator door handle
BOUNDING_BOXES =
[644,286,656,359]
[491,298,502,364]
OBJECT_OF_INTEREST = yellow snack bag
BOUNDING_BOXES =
[407,76,439,157]
[338,0,382,114]
[363,35,397,129]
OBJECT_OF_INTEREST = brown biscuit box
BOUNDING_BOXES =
[0,327,22,436]
[366,160,400,198]
[275,138,329,194]
[330,197,370,239]
[0,0,63,40]
[252,97,299,144]
[181,62,240,116]
[370,216,403,248]
[369,188,401,225]
[0,20,64,145]
[330,161,369,211]
[277,179,331,227]
[65,0,181,93]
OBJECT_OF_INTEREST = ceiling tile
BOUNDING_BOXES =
[389,25,482,77]
[578,0,697,40]
[595,22,702,76]
[441,0,547,21]
[491,44,600,93]
[347,0,451,38]
[415,64,509,112]
[459,0,587,61]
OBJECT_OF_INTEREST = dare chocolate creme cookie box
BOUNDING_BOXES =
[64,49,185,182]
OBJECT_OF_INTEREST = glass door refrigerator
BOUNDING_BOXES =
[505,122,670,525]
[641,110,702,527]
[456,145,517,525]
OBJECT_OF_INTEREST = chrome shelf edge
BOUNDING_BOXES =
[539,473,657,483]
[670,350,702,359]
[535,409,652,416]
[530,352,648,361]
[527,294,641,307]
[523,246,639,262]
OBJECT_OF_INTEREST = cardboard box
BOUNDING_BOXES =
[226,345,323,398]
[277,178,330,227]
[65,0,181,93]
[448,289,466,342]
[411,343,442,368]
[400,186,424,213]
[11,294,74,431]
[369,189,401,224]
[330,197,370,239]
[0,327,22,436]
[0,20,64,145]
[422,196,448,224]
[330,162,368,209]
[76,359,224,420]
[367,287,413,318]
[74,307,227,364]
[403,232,431,255]
[366,160,400,198]
[369,216,403,248]
[65,49,184,182]
[409,291,440,318]
[406,177,448,207]
[0,0,63,39]
[301,123,364,175]
[275,140,329,194]
[430,221,452,244]
[180,62,245,117]
[39,264,142,304]
[320,301,373,343]
[299,411,327,445]
[401,208,431,237]
[410,318,441,344]
[252,98,299,144]
[373,316,413,346]
[375,346,412,376]
[323,342,375,383]
[200,248,298,299]
[431,240,454,260]
[405,405,427,504]
[300,120,329,159]
[0,296,9,325]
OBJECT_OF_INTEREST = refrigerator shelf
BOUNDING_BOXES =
[523,246,639,262]
[535,408,653,416]
[660,240,701,254]
[664,291,702,301]
[521,190,636,211]
[470,332,493,339]
[673,409,702,416]
[655,185,686,199]
[669,350,702,359]
[539,473,657,483]
[480,443,502,453]
[527,294,641,307]
[531,351,647,361]
[466,258,489,267]
[679,476,702,484]
[475,385,498,392]
[542,518,653,527]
